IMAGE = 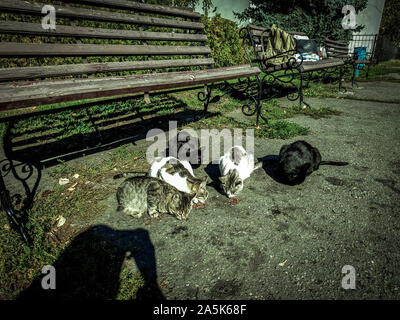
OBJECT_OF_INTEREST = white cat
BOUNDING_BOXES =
[149,156,208,204]
[219,146,261,198]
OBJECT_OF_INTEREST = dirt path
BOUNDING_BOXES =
[90,82,400,299]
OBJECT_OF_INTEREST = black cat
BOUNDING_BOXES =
[165,133,204,169]
[278,140,348,185]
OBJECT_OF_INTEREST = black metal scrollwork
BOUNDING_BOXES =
[0,158,39,245]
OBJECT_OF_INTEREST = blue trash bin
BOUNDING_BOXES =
[354,46,367,78]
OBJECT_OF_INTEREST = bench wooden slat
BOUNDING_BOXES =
[300,59,345,72]
[0,21,207,42]
[0,58,215,81]
[324,42,348,51]
[0,0,204,30]
[248,25,307,38]
[326,50,349,55]
[323,38,347,46]
[59,0,200,18]
[0,43,211,57]
[0,65,261,111]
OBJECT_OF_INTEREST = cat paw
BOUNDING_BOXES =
[124,209,142,218]
[148,211,160,218]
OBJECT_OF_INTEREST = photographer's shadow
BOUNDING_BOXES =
[17,225,165,300]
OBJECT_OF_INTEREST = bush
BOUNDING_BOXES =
[235,0,368,41]
[202,14,248,68]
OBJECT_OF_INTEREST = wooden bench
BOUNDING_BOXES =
[242,24,350,117]
[0,0,261,244]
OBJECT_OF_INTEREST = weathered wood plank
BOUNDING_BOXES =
[248,25,307,37]
[58,0,200,18]
[0,21,207,42]
[324,42,348,51]
[0,43,211,57]
[0,58,215,81]
[326,49,349,55]
[0,65,261,111]
[323,37,347,46]
[300,59,345,72]
[0,0,204,30]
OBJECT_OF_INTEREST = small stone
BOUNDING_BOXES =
[73,174,80,179]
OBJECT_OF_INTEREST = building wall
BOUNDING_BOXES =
[350,0,385,60]
[354,0,385,35]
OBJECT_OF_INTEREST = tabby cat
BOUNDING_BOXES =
[149,156,209,204]
[116,176,195,221]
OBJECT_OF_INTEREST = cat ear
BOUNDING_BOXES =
[279,144,290,157]
[219,174,228,183]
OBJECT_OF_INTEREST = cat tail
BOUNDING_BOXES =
[113,171,148,179]
[320,161,349,166]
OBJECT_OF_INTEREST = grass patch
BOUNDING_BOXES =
[357,59,400,81]
[258,120,310,139]
[0,144,149,299]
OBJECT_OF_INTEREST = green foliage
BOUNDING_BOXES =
[235,0,368,41]
[202,14,247,67]
[380,0,400,46]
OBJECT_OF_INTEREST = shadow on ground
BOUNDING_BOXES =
[17,225,164,300]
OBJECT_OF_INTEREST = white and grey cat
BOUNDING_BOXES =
[116,176,195,220]
[115,156,209,204]
[219,145,261,198]
[149,156,209,204]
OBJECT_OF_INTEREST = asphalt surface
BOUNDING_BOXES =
[93,81,400,299]
[2,80,399,299]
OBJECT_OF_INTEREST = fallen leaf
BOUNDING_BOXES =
[67,182,78,191]
[59,178,70,185]
[278,259,288,267]
[55,215,66,228]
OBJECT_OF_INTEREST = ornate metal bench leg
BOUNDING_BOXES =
[255,77,262,126]
[351,63,359,88]
[339,66,343,92]
[198,84,215,114]
[299,70,311,108]
[0,173,31,245]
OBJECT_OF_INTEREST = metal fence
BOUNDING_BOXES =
[348,34,379,62]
